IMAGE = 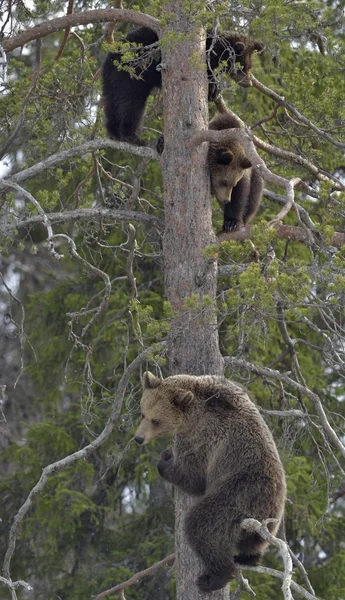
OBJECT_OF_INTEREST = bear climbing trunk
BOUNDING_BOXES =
[160,2,226,599]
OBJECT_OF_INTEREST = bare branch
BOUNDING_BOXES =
[106,0,123,44]
[0,576,33,600]
[242,519,293,600]
[2,342,167,581]
[2,9,160,52]
[54,0,75,61]
[0,180,63,259]
[126,224,144,347]
[5,139,158,186]
[96,553,175,599]
[224,356,345,459]
[243,566,320,600]
[251,75,345,151]
[0,207,163,236]
[51,233,111,338]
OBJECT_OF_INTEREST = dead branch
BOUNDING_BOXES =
[4,139,157,185]
[50,233,111,337]
[2,342,167,582]
[0,207,163,236]
[96,553,175,599]
[0,180,63,259]
[0,576,33,600]
[251,75,345,151]
[2,9,159,52]
[54,0,74,60]
[3,138,159,183]
[106,0,123,44]
[243,566,319,600]
[224,356,345,459]
[242,519,293,600]
[126,224,144,347]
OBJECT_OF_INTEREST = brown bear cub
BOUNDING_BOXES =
[135,372,286,593]
[208,113,263,231]
[102,27,264,144]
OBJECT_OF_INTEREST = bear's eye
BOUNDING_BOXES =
[151,419,160,426]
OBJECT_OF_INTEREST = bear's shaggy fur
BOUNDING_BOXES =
[102,27,264,144]
[102,27,161,145]
[135,372,286,593]
[208,113,263,231]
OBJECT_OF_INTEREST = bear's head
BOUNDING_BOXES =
[209,140,252,205]
[208,113,252,206]
[134,372,195,445]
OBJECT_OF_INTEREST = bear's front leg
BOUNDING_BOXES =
[157,448,174,479]
[157,449,206,496]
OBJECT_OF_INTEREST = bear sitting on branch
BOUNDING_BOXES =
[135,372,286,593]
[102,27,264,145]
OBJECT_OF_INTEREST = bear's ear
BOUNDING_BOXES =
[254,41,265,54]
[172,389,195,412]
[233,42,245,56]
[240,157,252,170]
[142,371,162,390]
[217,149,234,166]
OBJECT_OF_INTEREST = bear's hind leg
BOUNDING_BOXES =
[234,531,266,567]
[185,498,237,592]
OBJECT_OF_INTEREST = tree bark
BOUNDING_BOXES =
[161,4,226,599]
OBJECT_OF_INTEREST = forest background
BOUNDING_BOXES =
[0,1,345,599]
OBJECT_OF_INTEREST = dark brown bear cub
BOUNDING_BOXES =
[102,28,264,145]
[208,113,263,231]
[135,372,286,592]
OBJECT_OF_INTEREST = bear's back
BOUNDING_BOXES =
[169,375,284,489]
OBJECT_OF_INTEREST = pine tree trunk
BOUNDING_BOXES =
[161,4,228,599]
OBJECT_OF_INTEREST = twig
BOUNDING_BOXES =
[95,553,175,599]
[50,234,111,338]
[288,548,315,596]
[54,0,74,60]
[126,224,144,347]
[0,180,63,259]
[251,75,345,151]
[106,0,123,44]
[232,567,256,598]
[224,356,345,459]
